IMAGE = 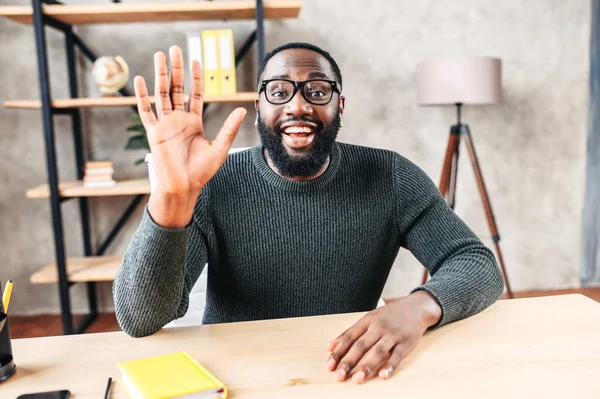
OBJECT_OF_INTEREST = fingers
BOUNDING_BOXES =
[169,46,185,111]
[329,329,378,382]
[188,60,204,116]
[154,51,172,119]
[351,337,397,384]
[379,344,406,380]
[133,76,157,127]
[326,320,369,372]
[327,336,342,352]
[212,108,247,153]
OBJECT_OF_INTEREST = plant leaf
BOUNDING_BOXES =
[125,134,150,150]
[126,124,145,132]
[131,113,142,122]
[134,158,146,166]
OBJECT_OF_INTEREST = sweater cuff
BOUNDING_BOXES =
[136,205,192,262]
[144,204,194,232]
[410,282,461,328]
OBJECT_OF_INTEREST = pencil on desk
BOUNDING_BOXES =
[2,280,12,313]
[104,377,112,399]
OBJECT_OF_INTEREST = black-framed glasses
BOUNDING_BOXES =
[258,79,341,105]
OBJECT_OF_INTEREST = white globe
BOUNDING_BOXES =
[92,56,129,94]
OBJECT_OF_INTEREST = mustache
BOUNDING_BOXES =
[274,117,323,133]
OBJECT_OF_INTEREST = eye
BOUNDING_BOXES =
[308,90,326,98]
[272,90,288,98]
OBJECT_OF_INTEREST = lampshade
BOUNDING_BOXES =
[416,56,502,105]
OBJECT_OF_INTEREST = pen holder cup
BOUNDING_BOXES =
[0,312,16,382]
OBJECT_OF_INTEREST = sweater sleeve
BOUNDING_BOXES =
[113,205,208,337]
[393,154,504,327]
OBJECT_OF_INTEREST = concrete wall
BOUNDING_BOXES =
[0,0,590,314]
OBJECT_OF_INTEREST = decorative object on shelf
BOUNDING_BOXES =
[83,161,116,188]
[125,114,149,165]
[91,56,129,95]
[416,56,513,298]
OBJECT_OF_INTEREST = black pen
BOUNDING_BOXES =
[104,377,112,399]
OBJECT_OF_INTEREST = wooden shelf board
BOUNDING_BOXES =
[0,1,301,25]
[4,92,258,110]
[26,178,150,199]
[30,256,122,284]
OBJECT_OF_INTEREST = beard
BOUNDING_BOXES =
[257,111,341,178]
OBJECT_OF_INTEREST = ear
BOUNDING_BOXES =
[255,98,259,112]
[338,96,345,115]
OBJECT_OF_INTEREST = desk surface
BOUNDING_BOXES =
[3,294,600,398]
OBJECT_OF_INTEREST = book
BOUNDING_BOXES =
[83,175,114,183]
[117,352,227,399]
[84,167,114,176]
[83,180,116,188]
[85,161,113,169]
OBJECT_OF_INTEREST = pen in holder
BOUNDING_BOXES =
[0,283,16,382]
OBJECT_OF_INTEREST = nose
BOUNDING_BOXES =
[283,89,313,119]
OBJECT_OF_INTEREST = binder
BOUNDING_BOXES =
[201,30,221,96]
[217,29,237,95]
[186,32,203,90]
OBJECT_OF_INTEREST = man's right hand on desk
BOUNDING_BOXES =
[134,45,247,229]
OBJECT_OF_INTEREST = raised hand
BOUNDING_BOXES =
[134,46,247,228]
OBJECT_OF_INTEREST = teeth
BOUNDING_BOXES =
[284,126,313,134]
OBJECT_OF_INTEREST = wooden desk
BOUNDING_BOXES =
[3,294,600,398]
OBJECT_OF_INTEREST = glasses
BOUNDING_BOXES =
[259,79,341,105]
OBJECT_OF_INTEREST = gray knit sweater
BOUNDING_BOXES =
[113,142,504,337]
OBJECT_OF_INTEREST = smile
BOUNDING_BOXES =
[283,126,315,138]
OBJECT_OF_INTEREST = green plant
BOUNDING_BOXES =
[125,113,149,165]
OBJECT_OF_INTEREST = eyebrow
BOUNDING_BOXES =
[266,72,332,80]
[307,72,330,79]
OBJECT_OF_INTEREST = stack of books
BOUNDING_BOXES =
[83,161,116,188]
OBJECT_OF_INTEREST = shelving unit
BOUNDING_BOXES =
[25,178,150,199]
[30,256,122,284]
[4,92,258,109]
[0,2,301,24]
[0,0,302,334]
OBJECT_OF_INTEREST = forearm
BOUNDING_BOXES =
[113,207,191,337]
[412,243,504,327]
[395,154,504,328]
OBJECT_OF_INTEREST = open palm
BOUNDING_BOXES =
[134,46,247,197]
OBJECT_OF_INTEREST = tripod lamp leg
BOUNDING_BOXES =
[462,129,513,299]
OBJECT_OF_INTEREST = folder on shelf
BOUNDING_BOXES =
[186,31,203,90]
[201,30,221,96]
[117,351,227,399]
[217,29,237,95]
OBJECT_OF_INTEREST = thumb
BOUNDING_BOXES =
[212,108,247,154]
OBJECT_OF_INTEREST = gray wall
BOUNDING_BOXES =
[0,0,590,314]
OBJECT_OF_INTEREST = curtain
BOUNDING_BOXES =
[581,0,600,286]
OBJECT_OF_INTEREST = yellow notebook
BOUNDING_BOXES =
[117,352,227,399]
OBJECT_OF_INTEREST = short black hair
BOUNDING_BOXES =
[256,42,343,89]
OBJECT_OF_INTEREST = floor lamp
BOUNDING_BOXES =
[416,56,513,298]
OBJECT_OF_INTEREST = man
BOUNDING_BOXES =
[114,42,504,384]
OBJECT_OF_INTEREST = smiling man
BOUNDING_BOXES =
[114,42,504,384]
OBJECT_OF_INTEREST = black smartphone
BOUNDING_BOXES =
[16,390,71,399]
